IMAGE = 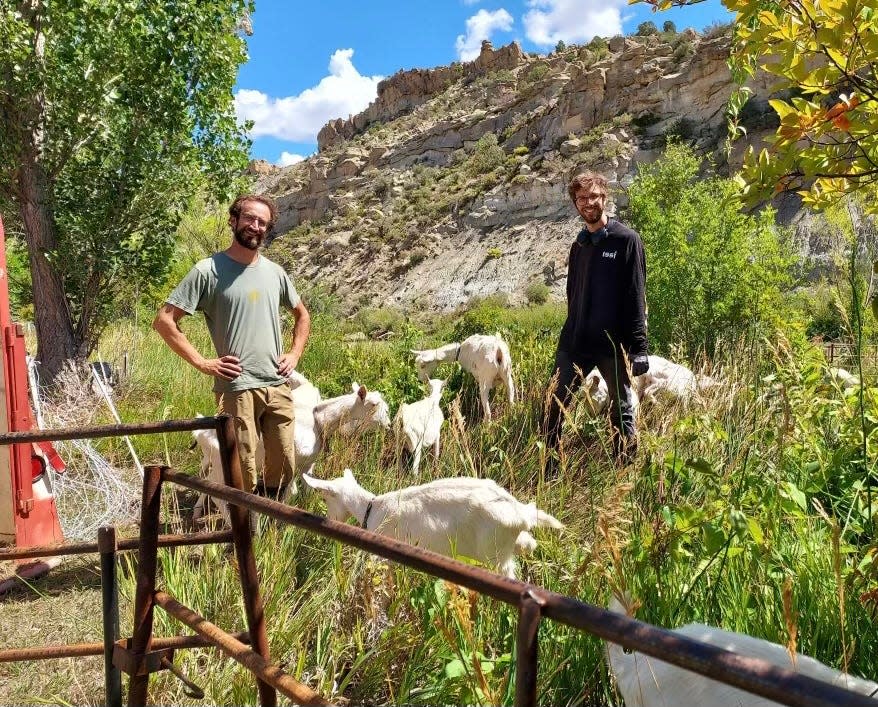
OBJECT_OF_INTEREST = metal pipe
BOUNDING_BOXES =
[0,416,220,446]
[0,530,233,561]
[0,632,251,663]
[98,526,122,707]
[514,590,543,707]
[126,465,163,707]
[153,591,332,706]
[162,470,878,707]
[216,414,276,707]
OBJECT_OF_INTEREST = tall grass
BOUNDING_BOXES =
[34,305,878,705]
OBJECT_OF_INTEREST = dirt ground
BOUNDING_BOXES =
[0,553,122,705]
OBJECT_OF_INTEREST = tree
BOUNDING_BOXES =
[554,40,567,54]
[662,20,677,33]
[0,0,252,381]
[626,142,792,357]
[632,0,878,212]
[636,20,659,36]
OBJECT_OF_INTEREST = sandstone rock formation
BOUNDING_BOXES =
[259,31,783,315]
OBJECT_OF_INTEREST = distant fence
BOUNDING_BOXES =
[822,342,878,372]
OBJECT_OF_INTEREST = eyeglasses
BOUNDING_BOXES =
[575,192,606,206]
[238,212,270,229]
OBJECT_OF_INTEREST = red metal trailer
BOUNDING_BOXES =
[0,214,65,586]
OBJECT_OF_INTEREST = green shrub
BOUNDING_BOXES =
[523,64,550,84]
[466,133,506,177]
[525,280,550,305]
[451,297,508,339]
[513,145,529,156]
[626,142,793,357]
[636,21,659,36]
[486,247,503,259]
[662,20,677,33]
[356,306,404,336]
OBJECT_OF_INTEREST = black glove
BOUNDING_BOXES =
[631,355,649,377]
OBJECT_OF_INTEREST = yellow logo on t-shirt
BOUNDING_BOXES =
[248,290,260,303]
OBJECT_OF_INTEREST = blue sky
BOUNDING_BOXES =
[235,0,734,165]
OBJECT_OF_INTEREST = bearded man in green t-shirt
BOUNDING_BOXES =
[153,194,311,498]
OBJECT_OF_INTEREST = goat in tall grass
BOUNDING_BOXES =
[394,378,445,476]
[410,333,514,421]
[192,375,391,524]
[605,595,878,707]
[303,469,563,578]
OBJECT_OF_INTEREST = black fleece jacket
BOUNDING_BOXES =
[558,218,648,359]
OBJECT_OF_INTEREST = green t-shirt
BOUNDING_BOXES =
[167,252,301,393]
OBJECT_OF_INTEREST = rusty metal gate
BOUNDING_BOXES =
[0,415,875,707]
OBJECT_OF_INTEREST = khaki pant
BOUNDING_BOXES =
[216,384,296,491]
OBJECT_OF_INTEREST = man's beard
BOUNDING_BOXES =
[234,225,264,250]
[582,208,603,226]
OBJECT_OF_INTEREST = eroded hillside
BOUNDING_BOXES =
[256,28,779,313]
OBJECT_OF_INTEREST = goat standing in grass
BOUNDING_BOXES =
[192,377,391,524]
[394,378,445,476]
[410,332,514,421]
[303,469,563,579]
[606,595,878,707]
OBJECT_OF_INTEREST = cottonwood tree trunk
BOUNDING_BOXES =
[17,158,80,383]
[11,0,81,384]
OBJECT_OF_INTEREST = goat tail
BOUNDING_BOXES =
[535,508,564,530]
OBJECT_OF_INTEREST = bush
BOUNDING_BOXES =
[636,21,659,36]
[466,133,506,177]
[356,306,404,336]
[525,280,550,305]
[662,20,677,33]
[626,142,793,357]
[523,64,550,85]
[451,296,508,340]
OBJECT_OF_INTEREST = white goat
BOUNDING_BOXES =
[394,378,445,476]
[411,333,515,421]
[829,366,860,393]
[606,595,878,707]
[192,378,391,524]
[580,369,640,417]
[303,469,563,579]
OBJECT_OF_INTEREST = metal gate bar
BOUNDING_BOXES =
[164,468,878,707]
[0,530,233,562]
[153,590,333,706]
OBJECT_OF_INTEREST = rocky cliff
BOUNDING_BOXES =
[256,29,783,314]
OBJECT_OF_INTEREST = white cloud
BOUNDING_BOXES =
[235,49,383,143]
[277,151,305,167]
[523,0,624,46]
[455,9,514,61]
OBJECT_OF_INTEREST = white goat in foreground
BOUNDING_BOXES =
[394,378,445,476]
[606,595,878,707]
[411,332,515,421]
[303,469,563,578]
[192,376,391,524]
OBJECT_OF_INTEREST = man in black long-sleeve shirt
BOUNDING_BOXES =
[543,171,648,470]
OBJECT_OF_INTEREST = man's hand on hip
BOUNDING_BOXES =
[199,355,242,381]
[277,352,299,377]
[631,355,649,377]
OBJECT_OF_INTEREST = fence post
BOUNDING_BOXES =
[515,590,544,707]
[98,526,122,707]
[127,465,164,707]
[216,414,277,707]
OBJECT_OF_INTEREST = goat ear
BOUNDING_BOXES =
[410,349,423,355]
[357,385,367,400]
[351,381,360,395]
[342,468,357,482]
[302,473,333,494]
